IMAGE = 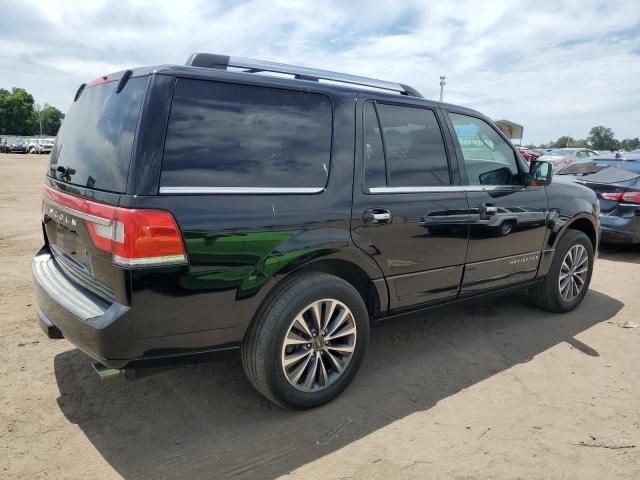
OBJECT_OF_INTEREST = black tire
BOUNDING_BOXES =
[241,272,370,409]
[529,230,594,313]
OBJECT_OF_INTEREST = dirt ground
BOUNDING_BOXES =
[1,153,639,480]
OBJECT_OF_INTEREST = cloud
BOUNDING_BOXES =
[1,0,638,144]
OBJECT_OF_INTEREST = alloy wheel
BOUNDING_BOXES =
[558,244,589,302]
[280,299,357,392]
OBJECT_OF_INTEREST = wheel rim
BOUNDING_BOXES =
[280,299,357,393]
[558,244,589,302]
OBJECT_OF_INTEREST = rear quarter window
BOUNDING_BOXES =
[161,79,333,190]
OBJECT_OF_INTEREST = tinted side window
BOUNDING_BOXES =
[364,103,386,188]
[161,79,332,189]
[377,104,450,187]
[448,113,520,185]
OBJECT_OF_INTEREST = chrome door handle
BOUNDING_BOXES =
[364,208,392,224]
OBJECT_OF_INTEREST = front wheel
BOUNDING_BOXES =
[241,272,370,409]
[529,230,594,312]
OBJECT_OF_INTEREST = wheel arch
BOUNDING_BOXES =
[549,213,598,250]
[288,258,384,319]
[539,213,598,278]
[565,217,598,249]
[242,253,388,344]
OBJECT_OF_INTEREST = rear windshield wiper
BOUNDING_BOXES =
[56,165,76,181]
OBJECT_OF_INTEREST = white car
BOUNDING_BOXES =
[27,138,54,154]
[538,148,599,170]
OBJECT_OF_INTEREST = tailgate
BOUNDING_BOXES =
[42,187,120,301]
[41,72,149,301]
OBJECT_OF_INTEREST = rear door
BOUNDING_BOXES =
[444,111,550,294]
[351,97,469,311]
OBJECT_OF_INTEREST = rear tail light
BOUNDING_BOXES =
[601,192,623,201]
[600,191,640,204]
[42,185,187,267]
[621,191,640,205]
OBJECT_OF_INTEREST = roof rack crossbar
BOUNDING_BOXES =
[185,53,422,97]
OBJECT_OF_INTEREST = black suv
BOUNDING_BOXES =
[33,53,599,408]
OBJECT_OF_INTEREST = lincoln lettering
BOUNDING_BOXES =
[48,207,77,227]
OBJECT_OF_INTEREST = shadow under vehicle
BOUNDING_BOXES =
[54,289,622,479]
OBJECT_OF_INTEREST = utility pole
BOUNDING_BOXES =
[439,75,446,102]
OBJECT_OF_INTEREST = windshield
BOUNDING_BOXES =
[48,76,147,193]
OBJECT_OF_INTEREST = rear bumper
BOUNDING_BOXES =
[37,309,63,339]
[599,214,640,244]
[32,248,132,368]
[32,246,243,368]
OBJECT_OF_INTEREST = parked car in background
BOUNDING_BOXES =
[27,138,54,154]
[538,148,599,170]
[6,141,28,154]
[556,153,640,244]
[516,147,542,162]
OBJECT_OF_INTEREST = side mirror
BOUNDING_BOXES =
[528,160,552,186]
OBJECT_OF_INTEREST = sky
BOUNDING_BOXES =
[0,0,638,145]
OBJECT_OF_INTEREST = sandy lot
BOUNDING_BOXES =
[1,153,639,479]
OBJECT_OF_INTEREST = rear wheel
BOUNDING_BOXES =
[529,230,594,312]
[241,272,369,409]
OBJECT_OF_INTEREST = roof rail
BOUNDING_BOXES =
[185,53,422,98]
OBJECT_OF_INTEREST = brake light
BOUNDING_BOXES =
[621,191,640,204]
[600,192,623,201]
[600,191,640,204]
[88,75,112,87]
[42,185,187,267]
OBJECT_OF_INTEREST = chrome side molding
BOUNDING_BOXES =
[159,186,325,195]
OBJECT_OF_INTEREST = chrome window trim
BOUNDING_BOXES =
[159,186,325,195]
[43,199,112,226]
[159,185,524,195]
[368,185,524,194]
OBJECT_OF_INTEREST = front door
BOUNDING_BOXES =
[351,98,469,311]
[444,111,550,294]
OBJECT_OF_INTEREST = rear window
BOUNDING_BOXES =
[363,101,450,188]
[595,160,640,174]
[558,160,640,176]
[160,79,333,190]
[49,76,147,193]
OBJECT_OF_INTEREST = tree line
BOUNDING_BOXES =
[0,87,64,136]
[531,126,639,152]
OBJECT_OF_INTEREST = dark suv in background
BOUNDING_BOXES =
[33,53,599,408]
